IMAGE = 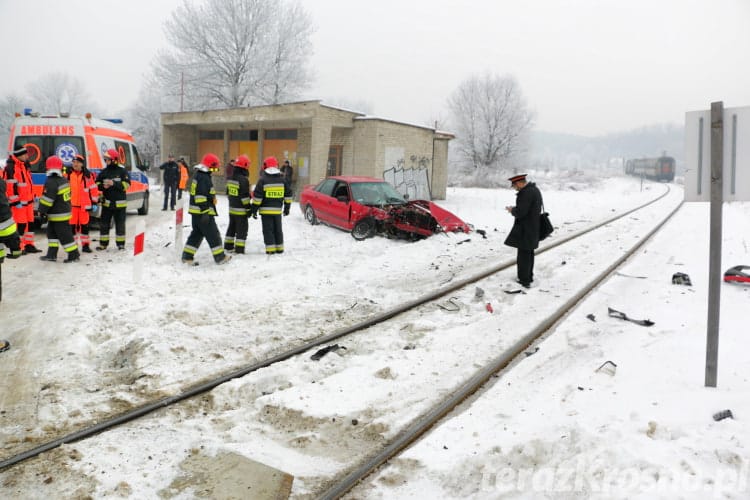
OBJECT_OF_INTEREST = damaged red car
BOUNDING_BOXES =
[299,176,471,240]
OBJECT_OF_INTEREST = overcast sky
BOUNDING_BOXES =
[0,0,747,136]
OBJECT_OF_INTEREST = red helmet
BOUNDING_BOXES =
[103,148,119,161]
[201,153,220,170]
[263,156,278,169]
[234,155,250,169]
[45,155,63,170]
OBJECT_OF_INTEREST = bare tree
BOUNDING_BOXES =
[0,93,26,154]
[26,72,99,115]
[153,0,314,111]
[448,73,534,177]
[126,79,163,167]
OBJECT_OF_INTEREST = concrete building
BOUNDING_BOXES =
[161,100,454,200]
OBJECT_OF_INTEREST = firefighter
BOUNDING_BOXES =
[249,156,292,255]
[4,146,40,254]
[37,156,80,263]
[95,148,130,250]
[0,175,22,263]
[224,154,252,254]
[177,158,189,200]
[181,153,232,266]
[66,154,99,253]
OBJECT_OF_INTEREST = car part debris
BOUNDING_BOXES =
[672,272,693,286]
[524,347,539,357]
[485,302,493,313]
[474,287,485,299]
[311,344,344,361]
[724,265,750,284]
[607,307,654,326]
[456,238,471,245]
[504,289,526,294]
[713,409,734,421]
[437,297,461,312]
[595,360,617,375]
[586,314,596,322]
[476,229,487,239]
[0,339,9,353]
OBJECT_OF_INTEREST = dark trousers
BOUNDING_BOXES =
[260,214,284,254]
[45,220,77,257]
[182,214,227,262]
[163,182,177,209]
[517,248,535,285]
[99,207,126,248]
[225,214,249,252]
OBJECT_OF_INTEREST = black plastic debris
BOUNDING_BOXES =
[713,409,734,421]
[0,339,9,353]
[586,314,596,322]
[504,289,526,295]
[476,229,487,239]
[672,272,693,286]
[524,347,539,357]
[311,344,344,361]
[456,239,471,245]
[607,307,654,327]
[595,360,617,375]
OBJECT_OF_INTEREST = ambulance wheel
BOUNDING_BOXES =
[137,193,149,215]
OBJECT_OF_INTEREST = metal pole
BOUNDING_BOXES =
[705,101,723,387]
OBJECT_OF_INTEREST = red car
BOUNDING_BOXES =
[299,176,471,240]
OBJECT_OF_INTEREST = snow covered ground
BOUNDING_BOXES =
[0,171,747,499]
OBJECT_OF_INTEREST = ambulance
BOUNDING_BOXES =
[7,111,151,221]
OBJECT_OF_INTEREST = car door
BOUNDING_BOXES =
[325,181,353,229]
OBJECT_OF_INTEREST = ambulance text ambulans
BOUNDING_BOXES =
[7,112,150,221]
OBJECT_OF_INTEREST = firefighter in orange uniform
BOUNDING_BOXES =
[66,154,100,253]
[4,146,40,254]
[177,158,189,200]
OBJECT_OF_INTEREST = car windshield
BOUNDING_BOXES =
[350,182,406,206]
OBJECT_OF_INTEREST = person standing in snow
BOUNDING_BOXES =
[504,173,542,288]
[249,156,292,255]
[95,148,130,250]
[181,153,231,266]
[37,156,80,263]
[3,147,41,254]
[224,155,252,254]
[177,158,189,200]
[159,153,179,210]
[280,159,294,193]
[66,154,99,253]
[0,174,22,263]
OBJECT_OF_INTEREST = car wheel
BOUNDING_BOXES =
[137,192,149,215]
[305,205,318,225]
[351,218,376,240]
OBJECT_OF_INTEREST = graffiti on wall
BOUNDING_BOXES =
[383,147,432,200]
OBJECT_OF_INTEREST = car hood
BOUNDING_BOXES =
[410,200,471,233]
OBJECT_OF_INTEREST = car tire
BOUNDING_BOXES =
[351,218,376,240]
[137,193,149,215]
[305,205,318,225]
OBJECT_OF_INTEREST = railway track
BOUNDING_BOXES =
[0,183,683,497]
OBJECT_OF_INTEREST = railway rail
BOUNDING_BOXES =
[1,184,682,497]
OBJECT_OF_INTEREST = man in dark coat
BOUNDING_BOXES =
[504,174,542,288]
[159,154,179,210]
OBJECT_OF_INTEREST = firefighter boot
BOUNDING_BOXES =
[39,250,58,262]
[23,245,42,254]
[64,250,81,263]
[82,244,92,253]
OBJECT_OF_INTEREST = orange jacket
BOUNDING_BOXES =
[67,169,99,210]
[178,162,189,189]
[4,155,33,205]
